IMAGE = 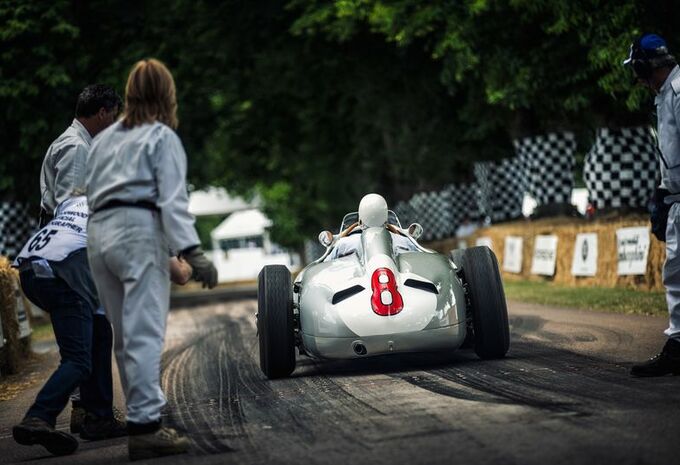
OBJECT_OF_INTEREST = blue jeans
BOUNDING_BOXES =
[20,268,113,426]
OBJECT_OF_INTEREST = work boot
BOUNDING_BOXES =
[70,404,86,434]
[13,416,79,456]
[128,425,190,461]
[631,338,680,377]
[80,411,128,441]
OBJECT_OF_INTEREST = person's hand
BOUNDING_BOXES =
[180,246,218,288]
[169,256,193,285]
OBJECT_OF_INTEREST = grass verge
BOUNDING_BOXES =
[503,280,667,316]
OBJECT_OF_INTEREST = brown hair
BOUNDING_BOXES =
[121,58,178,129]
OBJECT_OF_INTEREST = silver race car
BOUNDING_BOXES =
[257,194,509,378]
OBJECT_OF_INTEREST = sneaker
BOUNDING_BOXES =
[128,427,190,461]
[631,338,680,377]
[80,412,127,441]
[70,405,86,434]
[13,416,79,456]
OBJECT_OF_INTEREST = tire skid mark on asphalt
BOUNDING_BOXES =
[501,340,680,409]
[161,334,237,456]
[226,315,381,450]
[222,317,316,436]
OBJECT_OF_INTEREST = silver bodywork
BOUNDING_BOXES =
[295,217,467,360]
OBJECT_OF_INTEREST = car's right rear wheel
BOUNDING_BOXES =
[258,265,296,378]
[460,246,510,359]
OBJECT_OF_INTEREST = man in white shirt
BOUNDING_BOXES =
[39,85,120,225]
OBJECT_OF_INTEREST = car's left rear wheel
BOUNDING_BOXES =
[258,265,296,379]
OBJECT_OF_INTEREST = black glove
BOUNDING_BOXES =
[650,188,671,242]
[180,246,218,288]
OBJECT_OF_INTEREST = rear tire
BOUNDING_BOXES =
[258,265,295,378]
[460,246,509,359]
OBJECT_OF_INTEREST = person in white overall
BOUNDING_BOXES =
[625,34,680,376]
[85,58,217,461]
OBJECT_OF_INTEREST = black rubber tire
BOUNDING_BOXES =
[460,246,510,359]
[258,265,295,378]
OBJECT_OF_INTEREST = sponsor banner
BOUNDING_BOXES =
[13,279,31,338]
[503,236,523,273]
[617,227,650,276]
[571,233,598,277]
[531,235,558,276]
[475,236,493,251]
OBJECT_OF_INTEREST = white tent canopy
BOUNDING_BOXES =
[211,209,272,241]
[188,187,258,216]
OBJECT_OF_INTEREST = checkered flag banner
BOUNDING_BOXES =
[474,157,525,223]
[0,201,37,259]
[394,183,481,241]
[408,189,454,241]
[514,132,575,206]
[583,127,658,210]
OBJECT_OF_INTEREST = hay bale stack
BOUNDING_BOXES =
[426,215,664,291]
[0,256,31,374]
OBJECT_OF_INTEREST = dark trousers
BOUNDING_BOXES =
[20,269,114,426]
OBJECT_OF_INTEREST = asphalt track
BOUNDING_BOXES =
[1,294,678,464]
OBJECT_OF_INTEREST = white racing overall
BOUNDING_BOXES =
[657,65,680,340]
[85,121,199,424]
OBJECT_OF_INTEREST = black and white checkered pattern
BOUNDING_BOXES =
[393,183,483,241]
[0,202,37,259]
[515,132,575,206]
[583,127,658,210]
[407,189,454,241]
[474,157,525,223]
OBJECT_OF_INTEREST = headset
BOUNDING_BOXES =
[624,34,676,80]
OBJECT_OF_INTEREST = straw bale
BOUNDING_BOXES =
[0,256,31,374]
[426,215,665,291]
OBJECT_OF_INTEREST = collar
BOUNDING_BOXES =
[659,65,680,95]
[71,118,93,145]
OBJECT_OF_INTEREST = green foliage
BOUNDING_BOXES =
[1,0,678,247]
[194,215,226,250]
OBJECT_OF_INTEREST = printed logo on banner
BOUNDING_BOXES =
[571,233,598,277]
[13,279,31,338]
[503,236,523,273]
[475,237,493,251]
[616,227,650,276]
[531,235,558,276]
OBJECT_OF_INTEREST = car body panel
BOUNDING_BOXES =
[295,223,468,360]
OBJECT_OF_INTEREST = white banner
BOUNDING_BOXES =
[503,236,523,273]
[13,279,31,339]
[617,227,650,276]
[571,233,598,277]
[531,235,558,276]
[475,236,493,251]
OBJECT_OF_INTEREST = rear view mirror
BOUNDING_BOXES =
[318,230,334,247]
[408,223,423,240]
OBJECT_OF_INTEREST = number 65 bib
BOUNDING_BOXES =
[14,196,89,265]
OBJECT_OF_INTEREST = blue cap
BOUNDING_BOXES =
[640,34,667,52]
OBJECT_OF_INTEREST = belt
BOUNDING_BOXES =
[93,200,160,213]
